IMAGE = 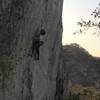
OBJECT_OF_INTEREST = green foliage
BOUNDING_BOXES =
[65,92,80,100]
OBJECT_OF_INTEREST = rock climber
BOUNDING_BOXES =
[32,29,46,60]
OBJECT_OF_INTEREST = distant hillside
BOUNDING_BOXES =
[62,44,100,93]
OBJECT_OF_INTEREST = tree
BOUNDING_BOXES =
[74,3,100,36]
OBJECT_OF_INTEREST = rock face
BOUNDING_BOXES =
[0,0,63,100]
[62,44,100,97]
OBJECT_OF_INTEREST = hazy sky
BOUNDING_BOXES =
[62,0,100,57]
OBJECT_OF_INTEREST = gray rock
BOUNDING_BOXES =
[0,0,63,100]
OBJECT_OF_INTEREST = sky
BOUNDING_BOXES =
[62,0,100,57]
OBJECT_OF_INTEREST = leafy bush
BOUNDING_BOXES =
[65,92,80,100]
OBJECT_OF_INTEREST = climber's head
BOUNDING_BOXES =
[40,29,46,35]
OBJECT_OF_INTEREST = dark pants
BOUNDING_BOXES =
[32,40,44,60]
[32,41,39,60]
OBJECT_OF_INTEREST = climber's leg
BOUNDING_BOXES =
[35,46,39,60]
